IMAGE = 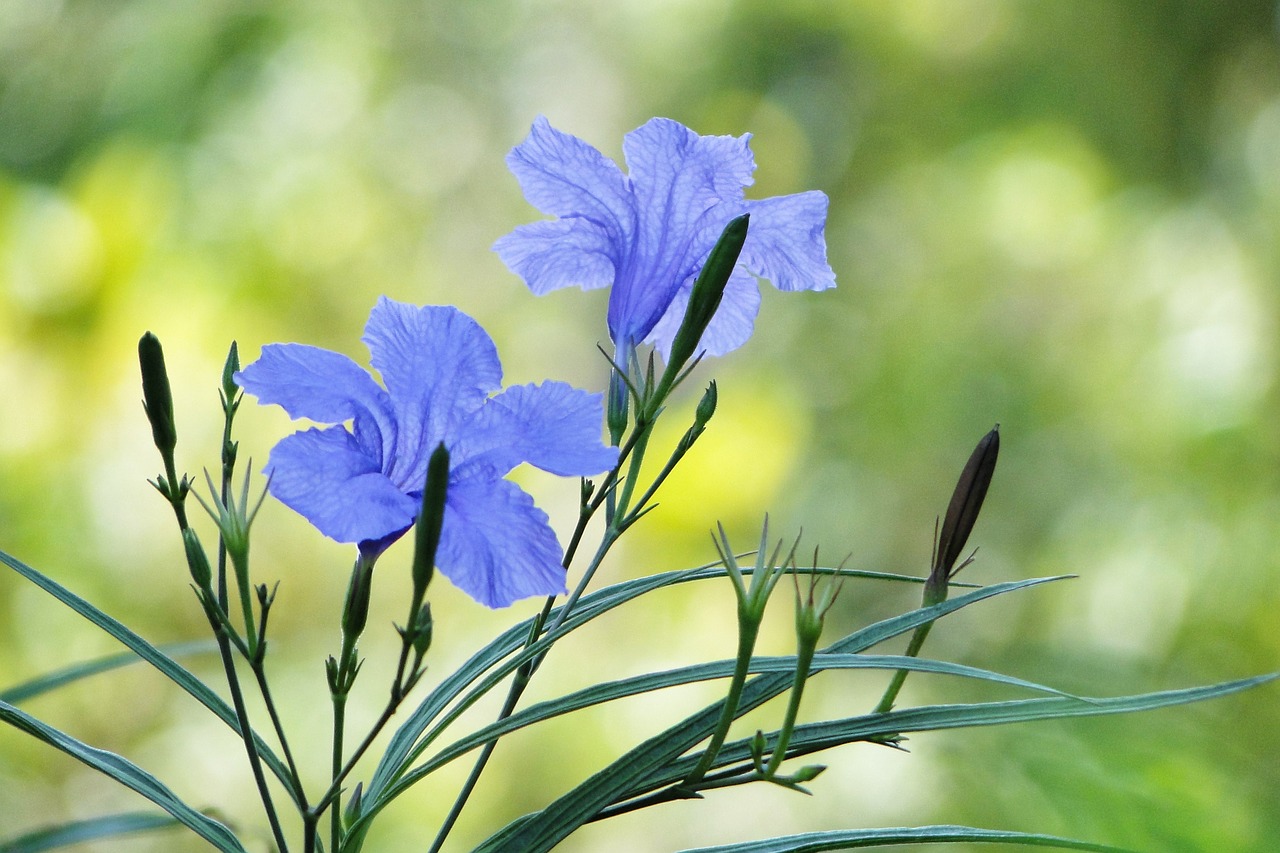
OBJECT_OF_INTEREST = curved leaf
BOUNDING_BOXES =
[677,825,1133,852]
[380,652,1084,805]
[1,641,217,705]
[0,700,247,852]
[0,548,296,803]
[465,577,1068,852]
[349,563,963,845]
[633,673,1280,803]
[0,813,179,853]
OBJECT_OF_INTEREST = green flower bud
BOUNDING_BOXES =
[181,527,212,589]
[343,782,364,829]
[694,380,717,429]
[665,214,749,375]
[606,368,629,443]
[342,557,375,641]
[221,341,240,405]
[412,443,449,599]
[138,332,177,456]
[411,602,433,658]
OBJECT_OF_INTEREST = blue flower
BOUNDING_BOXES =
[235,297,619,608]
[493,116,836,358]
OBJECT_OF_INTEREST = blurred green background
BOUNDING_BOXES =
[2,1,1279,850]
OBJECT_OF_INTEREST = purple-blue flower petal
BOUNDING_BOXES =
[363,298,502,490]
[623,119,754,223]
[607,120,755,348]
[492,219,617,295]
[234,343,396,461]
[505,116,634,235]
[497,116,836,359]
[265,426,417,545]
[453,381,618,481]
[438,478,567,608]
[740,191,836,293]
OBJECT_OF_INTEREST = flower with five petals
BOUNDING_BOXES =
[235,297,618,608]
[493,116,836,359]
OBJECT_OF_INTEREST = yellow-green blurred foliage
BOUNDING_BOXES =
[2,1,1279,850]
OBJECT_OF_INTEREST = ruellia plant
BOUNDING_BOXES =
[1,116,1273,853]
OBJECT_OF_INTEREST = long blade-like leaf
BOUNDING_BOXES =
[0,700,247,852]
[0,548,296,802]
[379,652,1083,806]
[0,813,180,853]
[635,673,1280,801]
[678,825,1132,852]
[469,577,1064,853]
[353,566,1002,841]
[1,641,217,704]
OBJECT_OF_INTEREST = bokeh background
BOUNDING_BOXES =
[2,1,1279,850]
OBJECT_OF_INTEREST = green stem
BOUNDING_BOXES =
[251,662,308,808]
[682,612,760,789]
[766,639,815,775]
[331,691,347,853]
[865,578,947,712]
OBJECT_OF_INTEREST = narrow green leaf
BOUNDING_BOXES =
[641,673,1280,798]
[677,825,1132,852]
[0,700,247,852]
[471,577,1064,853]
[378,652,1082,805]
[0,813,179,853]
[1,641,217,704]
[0,548,297,804]
[356,562,967,837]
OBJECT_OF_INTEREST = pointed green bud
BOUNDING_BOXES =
[665,214,749,376]
[790,764,826,784]
[138,332,177,457]
[411,603,433,658]
[221,341,240,405]
[606,368,629,443]
[677,380,718,455]
[342,556,375,641]
[343,782,364,829]
[930,425,1000,598]
[181,527,213,589]
[412,443,449,598]
[695,381,717,429]
[750,729,769,769]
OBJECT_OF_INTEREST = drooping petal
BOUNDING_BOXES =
[493,219,617,295]
[363,298,503,490]
[234,343,396,461]
[505,116,634,236]
[265,426,418,545]
[645,267,762,359]
[739,191,836,293]
[437,478,567,608]
[453,381,618,481]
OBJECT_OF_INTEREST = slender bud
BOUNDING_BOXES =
[342,557,375,641]
[412,443,449,599]
[694,380,717,429]
[665,214,749,375]
[676,381,718,456]
[411,603,433,658]
[343,782,364,829]
[606,368,629,443]
[138,332,177,456]
[931,425,1000,588]
[221,341,240,405]
[181,527,213,589]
